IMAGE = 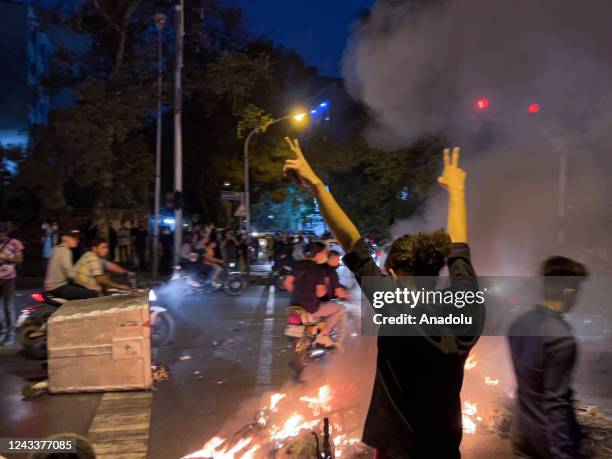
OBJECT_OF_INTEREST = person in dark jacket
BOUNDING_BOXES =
[283,139,483,458]
[508,256,589,459]
[107,222,118,262]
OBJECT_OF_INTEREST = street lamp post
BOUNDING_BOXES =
[152,13,166,279]
[241,103,327,271]
[173,0,184,267]
[242,115,298,275]
[243,115,297,238]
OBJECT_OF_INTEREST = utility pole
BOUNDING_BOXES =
[152,13,166,279]
[173,0,184,266]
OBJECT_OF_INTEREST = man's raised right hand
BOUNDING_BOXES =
[283,137,323,191]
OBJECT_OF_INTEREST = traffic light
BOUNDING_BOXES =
[527,103,540,114]
[475,98,490,111]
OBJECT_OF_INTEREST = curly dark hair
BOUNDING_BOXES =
[385,229,451,276]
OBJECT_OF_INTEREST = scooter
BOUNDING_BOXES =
[17,293,66,359]
[284,303,347,381]
[170,262,247,296]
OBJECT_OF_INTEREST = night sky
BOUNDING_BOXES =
[236,0,374,76]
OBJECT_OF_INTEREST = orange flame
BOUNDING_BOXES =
[464,353,477,370]
[462,400,478,434]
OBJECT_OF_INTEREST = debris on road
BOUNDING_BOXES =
[179,355,192,361]
[22,380,49,399]
[152,362,170,382]
[489,400,612,457]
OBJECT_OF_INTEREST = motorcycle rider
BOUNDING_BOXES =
[203,240,224,285]
[74,238,130,293]
[44,229,99,300]
[221,230,239,267]
[284,242,344,347]
[321,250,350,301]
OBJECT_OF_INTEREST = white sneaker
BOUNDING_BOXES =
[315,333,335,348]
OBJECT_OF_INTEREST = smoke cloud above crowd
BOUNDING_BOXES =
[343,0,612,274]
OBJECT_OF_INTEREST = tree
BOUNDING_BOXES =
[251,186,315,232]
[8,0,159,219]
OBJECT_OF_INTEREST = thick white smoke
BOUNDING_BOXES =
[343,0,612,275]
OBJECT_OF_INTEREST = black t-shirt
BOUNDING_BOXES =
[289,260,326,313]
[320,264,342,300]
[343,238,482,458]
[160,233,173,253]
[224,239,238,261]
[132,228,148,248]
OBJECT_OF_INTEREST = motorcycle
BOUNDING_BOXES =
[17,293,65,359]
[17,288,174,360]
[170,261,247,296]
[284,303,347,381]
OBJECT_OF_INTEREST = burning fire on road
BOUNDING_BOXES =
[183,384,365,458]
[183,343,513,458]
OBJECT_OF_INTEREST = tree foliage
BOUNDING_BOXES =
[4,1,444,238]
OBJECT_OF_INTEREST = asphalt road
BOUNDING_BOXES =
[0,285,609,458]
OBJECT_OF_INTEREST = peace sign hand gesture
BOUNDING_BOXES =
[283,137,323,191]
[437,147,467,192]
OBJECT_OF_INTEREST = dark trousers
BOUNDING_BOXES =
[511,425,586,458]
[136,245,146,269]
[0,278,16,337]
[118,245,129,263]
[160,254,171,275]
[48,283,99,300]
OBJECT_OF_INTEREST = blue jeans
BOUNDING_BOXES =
[0,278,16,337]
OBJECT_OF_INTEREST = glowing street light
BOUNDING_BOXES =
[242,101,329,273]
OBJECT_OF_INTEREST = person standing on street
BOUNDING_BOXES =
[131,222,149,270]
[283,139,482,458]
[159,226,173,275]
[41,221,59,274]
[508,256,590,459]
[107,222,118,262]
[117,221,131,264]
[0,222,24,346]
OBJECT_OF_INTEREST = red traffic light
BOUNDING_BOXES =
[528,103,540,114]
[475,98,490,111]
